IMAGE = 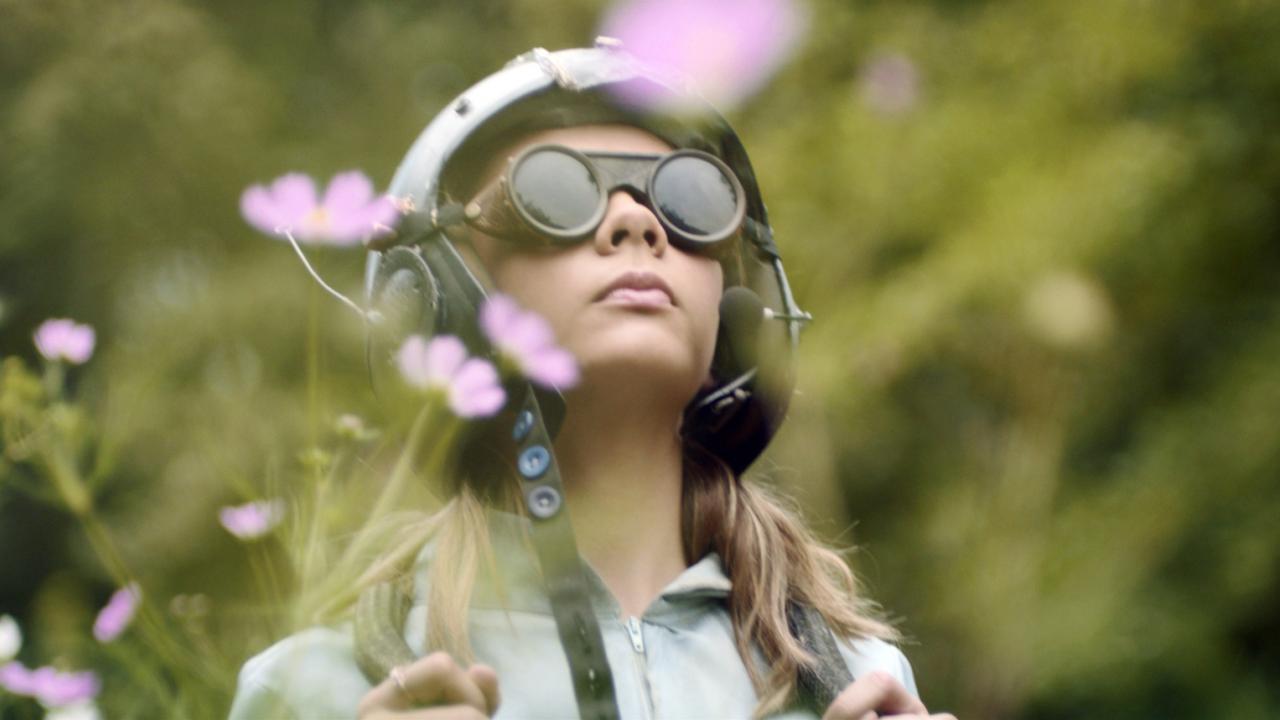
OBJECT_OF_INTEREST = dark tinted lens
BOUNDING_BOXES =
[511,149,600,233]
[653,156,739,238]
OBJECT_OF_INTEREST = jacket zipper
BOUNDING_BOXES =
[625,616,655,719]
[626,615,645,652]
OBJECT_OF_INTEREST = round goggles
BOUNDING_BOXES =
[457,143,747,254]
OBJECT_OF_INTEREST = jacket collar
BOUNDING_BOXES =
[413,509,731,624]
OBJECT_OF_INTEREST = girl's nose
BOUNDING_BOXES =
[593,191,668,256]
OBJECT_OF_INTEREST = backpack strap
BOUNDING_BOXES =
[787,600,854,714]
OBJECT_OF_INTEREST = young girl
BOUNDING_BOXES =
[230,44,952,720]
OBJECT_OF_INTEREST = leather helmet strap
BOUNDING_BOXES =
[787,600,855,713]
[509,386,621,720]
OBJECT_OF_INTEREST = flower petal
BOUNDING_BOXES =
[240,184,285,236]
[524,347,580,389]
[365,194,401,229]
[218,500,284,540]
[33,319,95,365]
[479,294,521,345]
[31,667,101,708]
[424,335,469,380]
[93,583,141,643]
[0,661,35,695]
[268,173,319,227]
[358,194,402,245]
[505,311,555,357]
[321,171,378,245]
[448,358,506,418]
[599,0,804,110]
[322,171,375,214]
[394,335,434,389]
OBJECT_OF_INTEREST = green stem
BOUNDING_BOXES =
[80,514,198,687]
[45,440,202,687]
[263,538,285,610]
[368,401,436,523]
[103,638,177,713]
[246,543,275,607]
[336,400,454,570]
[298,473,328,594]
[46,445,91,517]
[307,283,321,450]
[41,361,65,401]
[297,443,344,602]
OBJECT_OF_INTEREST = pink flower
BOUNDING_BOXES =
[33,319,95,364]
[395,335,506,418]
[599,0,805,110]
[0,662,100,708]
[479,294,579,390]
[859,53,920,116]
[218,499,285,540]
[240,171,399,246]
[93,583,141,643]
[0,661,34,695]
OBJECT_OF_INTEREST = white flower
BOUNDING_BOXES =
[46,701,104,720]
[0,615,20,662]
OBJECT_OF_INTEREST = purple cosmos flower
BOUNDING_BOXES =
[479,294,579,390]
[0,662,32,694]
[859,53,920,116]
[93,583,141,643]
[33,319,96,364]
[218,499,285,541]
[395,335,506,418]
[0,662,100,708]
[240,171,399,246]
[599,0,805,110]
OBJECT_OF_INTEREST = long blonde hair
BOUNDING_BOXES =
[389,434,899,717]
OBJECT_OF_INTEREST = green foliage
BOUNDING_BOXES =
[1,0,1278,717]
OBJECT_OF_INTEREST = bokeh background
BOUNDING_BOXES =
[3,0,1279,717]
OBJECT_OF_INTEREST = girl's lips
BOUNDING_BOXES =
[599,287,672,308]
[594,270,676,305]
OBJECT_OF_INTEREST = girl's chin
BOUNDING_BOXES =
[571,354,707,394]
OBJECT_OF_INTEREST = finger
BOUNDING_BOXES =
[362,705,491,720]
[357,653,487,715]
[406,652,489,711]
[823,671,928,720]
[405,707,491,720]
[467,663,501,715]
[358,674,412,716]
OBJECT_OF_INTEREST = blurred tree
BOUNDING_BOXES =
[1,0,1277,717]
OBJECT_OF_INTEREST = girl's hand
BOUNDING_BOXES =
[356,652,501,719]
[822,671,957,720]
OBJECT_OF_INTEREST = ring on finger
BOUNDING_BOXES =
[389,665,422,706]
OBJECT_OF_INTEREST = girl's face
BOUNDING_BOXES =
[465,124,725,402]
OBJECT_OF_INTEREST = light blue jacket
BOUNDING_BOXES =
[229,513,917,719]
